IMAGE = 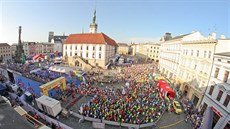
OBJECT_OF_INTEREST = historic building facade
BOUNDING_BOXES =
[35,42,54,55]
[63,33,117,70]
[0,43,12,62]
[63,10,118,70]
[48,31,68,55]
[117,43,130,55]
[131,43,160,62]
[22,42,36,57]
[177,39,217,108]
[200,52,230,129]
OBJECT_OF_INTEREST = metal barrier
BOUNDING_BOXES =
[84,116,101,123]
[102,119,120,126]
[121,123,140,128]
[70,111,165,129]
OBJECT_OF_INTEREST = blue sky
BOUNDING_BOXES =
[0,0,229,44]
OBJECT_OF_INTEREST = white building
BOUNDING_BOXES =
[63,33,118,69]
[200,52,230,129]
[159,31,204,79]
[177,38,217,108]
[63,10,118,70]
[48,31,68,55]
[22,42,36,57]
[52,35,68,55]
[11,44,17,57]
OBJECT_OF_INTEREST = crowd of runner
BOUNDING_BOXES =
[77,64,167,124]
[182,97,203,129]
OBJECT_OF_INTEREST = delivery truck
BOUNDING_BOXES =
[36,95,62,117]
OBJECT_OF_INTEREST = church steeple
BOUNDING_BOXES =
[93,9,96,23]
[89,9,97,33]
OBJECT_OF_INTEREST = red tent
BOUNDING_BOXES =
[33,54,45,62]
[33,54,45,60]
[156,80,175,98]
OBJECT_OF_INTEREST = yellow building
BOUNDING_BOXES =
[177,39,217,108]
[131,43,160,62]
[145,44,160,62]
[117,43,130,55]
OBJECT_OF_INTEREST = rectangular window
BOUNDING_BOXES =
[70,52,72,56]
[75,46,77,50]
[214,68,219,78]
[216,90,223,101]
[197,50,199,57]
[223,71,229,82]
[75,53,77,56]
[218,59,221,62]
[191,50,193,56]
[86,53,88,58]
[99,54,101,58]
[65,46,67,49]
[186,50,188,55]
[86,46,88,50]
[223,95,230,107]
[92,53,95,58]
[93,46,95,51]
[212,112,220,128]
[209,51,211,58]
[209,85,214,95]
[201,103,208,115]
[70,45,72,50]
[99,46,102,51]
[81,46,83,50]
[204,51,207,58]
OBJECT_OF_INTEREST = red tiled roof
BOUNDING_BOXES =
[0,43,10,47]
[64,33,118,47]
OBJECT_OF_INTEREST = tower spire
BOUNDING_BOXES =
[93,9,96,23]
[15,26,24,63]
[18,26,22,44]
[89,9,98,33]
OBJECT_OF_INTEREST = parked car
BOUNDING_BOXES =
[172,100,182,114]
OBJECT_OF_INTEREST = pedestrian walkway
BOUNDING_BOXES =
[156,111,193,129]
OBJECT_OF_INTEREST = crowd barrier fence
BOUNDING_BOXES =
[70,109,166,129]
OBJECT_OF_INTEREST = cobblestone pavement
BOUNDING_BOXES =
[58,68,193,129]
[58,109,193,129]
[156,111,193,129]
[59,115,127,129]
[59,94,193,129]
